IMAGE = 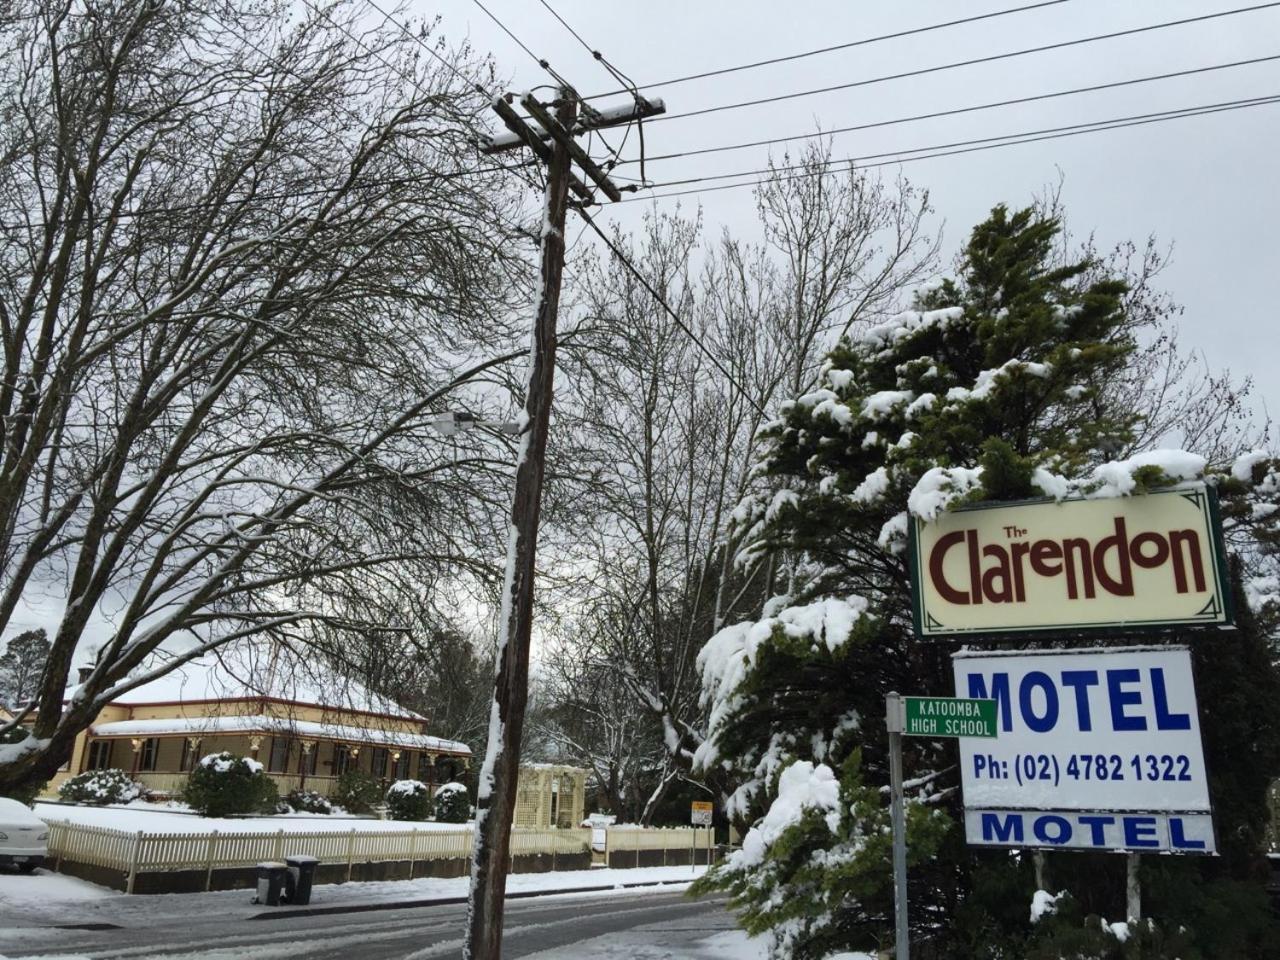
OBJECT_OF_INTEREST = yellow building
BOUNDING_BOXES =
[44,648,472,800]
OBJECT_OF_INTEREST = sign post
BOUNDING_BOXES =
[885,692,909,960]
[886,691,998,959]
[691,801,713,876]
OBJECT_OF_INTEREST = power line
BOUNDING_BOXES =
[614,53,1280,167]
[423,3,767,420]
[516,4,722,398]
[618,93,1280,202]
[468,0,584,98]
[469,0,545,73]
[530,0,657,185]
[633,93,1280,192]
[535,0,642,96]
[536,0,594,58]
[643,2,1280,125]
[585,0,1076,100]
[577,209,768,416]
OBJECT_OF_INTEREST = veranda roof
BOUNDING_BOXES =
[67,644,425,722]
[89,715,470,756]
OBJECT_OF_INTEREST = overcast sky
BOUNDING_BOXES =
[15,1,1280,657]
[421,0,1279,416]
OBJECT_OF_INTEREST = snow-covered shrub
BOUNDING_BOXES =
[57,768,147,806]
[384,779,431,821]
[1013,887,1198,959]
[333,769,381,815]
[182,752,277,817]
[433,781,469,823]
[285,789,331,815]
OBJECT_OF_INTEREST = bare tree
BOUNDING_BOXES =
[340,611,496,755]
[549,150,937,819]
[0,0,531,794]
[539,610,671,821]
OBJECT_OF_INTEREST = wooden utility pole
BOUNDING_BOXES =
[463,86,663,960]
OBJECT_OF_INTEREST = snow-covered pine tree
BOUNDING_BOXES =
[692,204,1280,958]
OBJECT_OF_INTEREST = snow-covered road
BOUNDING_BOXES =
[0,884,747,960]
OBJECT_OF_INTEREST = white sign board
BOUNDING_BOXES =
[953,646,1215,854]
[911,484,1231,638]
[690,801,713,826]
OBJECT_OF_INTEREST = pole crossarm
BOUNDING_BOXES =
[519,94,622,202]
[482,95,665,155]
[489,95,595,203]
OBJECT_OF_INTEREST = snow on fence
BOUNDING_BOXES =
[44,820,593,894]
[603,826,714,868]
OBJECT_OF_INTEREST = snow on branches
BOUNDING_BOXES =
[695,596,871,774]
[695,204,1280,958]
[729,761,841,870]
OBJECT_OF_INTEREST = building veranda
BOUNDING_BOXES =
[45,650,472,801]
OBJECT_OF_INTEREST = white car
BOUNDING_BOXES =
[0,797,48,873]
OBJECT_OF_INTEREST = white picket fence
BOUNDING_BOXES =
[44,820,592,894]
[44,819,715,894]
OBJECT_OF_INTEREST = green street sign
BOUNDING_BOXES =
[903,697,997,738]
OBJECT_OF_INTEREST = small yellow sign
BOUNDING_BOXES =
[691,801,713,825]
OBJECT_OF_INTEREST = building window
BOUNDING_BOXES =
[394,751,410,780]
[370,747,389,780]
[332,743,351,776]
[179,739,201,772]
[138,738,158,772]
[417,753,436,783]
[268,738,292,774]
[87,739,112,770]
[299,745,317,776]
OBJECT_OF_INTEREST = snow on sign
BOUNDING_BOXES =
[953,646,1215,854]
[690,801,713,826]
[909,483,1231,639]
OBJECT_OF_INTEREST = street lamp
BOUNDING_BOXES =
[428,411,522,437]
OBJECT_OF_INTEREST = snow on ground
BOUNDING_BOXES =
[34,802,465,834]
[329,864,707,910]
[695,930,769,959]
[0,867,119,906]
[0,865,708,930]
[521,928,876,959]
[518,926,758,959]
